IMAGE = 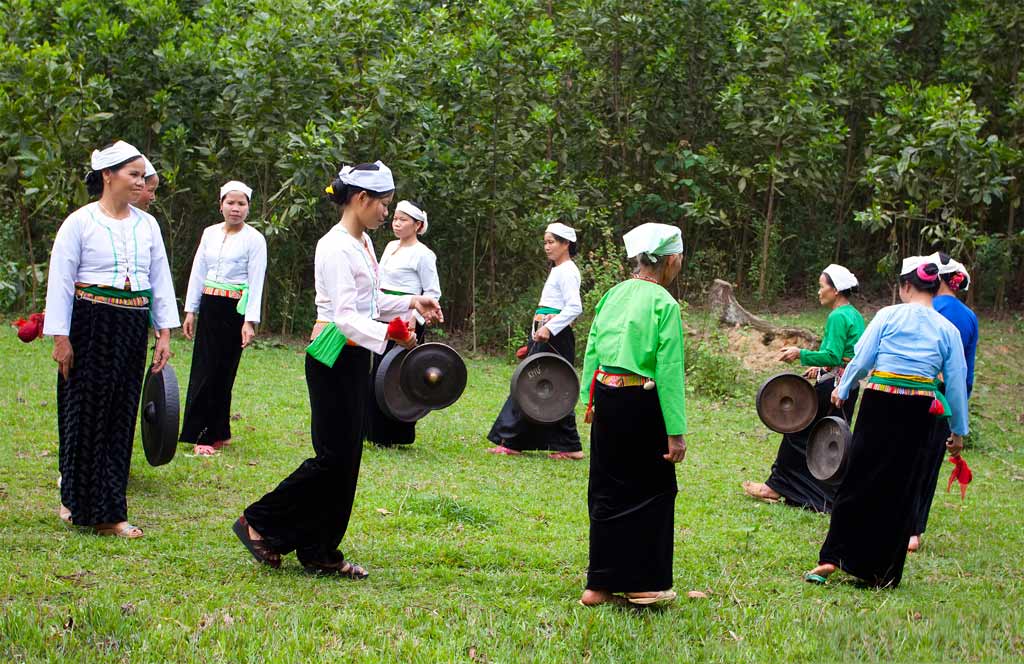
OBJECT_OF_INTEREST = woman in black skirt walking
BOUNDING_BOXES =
[233,162,441,576]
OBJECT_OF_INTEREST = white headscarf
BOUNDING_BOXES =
[90,141,142,171]
[220,180,253,201]
[822,264,858,292]
[396,200,428,235]
[545,222,577,243]
[926,251,971,291]
[142,156,157,179]
[337,160,395,193]
[623,223,684,262]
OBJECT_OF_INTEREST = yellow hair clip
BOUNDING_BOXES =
[325,184,335,195]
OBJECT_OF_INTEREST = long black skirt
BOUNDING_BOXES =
[911,414,952,535]
[244,346,370,564]
[487,327,581,452]
[58,298,149,526]
[180,294,244,444]
[818,389,935,588]
[587,382,677,592]
[365,323,425,446]
[765,377,859,513]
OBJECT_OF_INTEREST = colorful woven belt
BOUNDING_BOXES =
[865,370,937,398]
[202,285,243,300]
[584,368,655,423]
[74,287,149,309]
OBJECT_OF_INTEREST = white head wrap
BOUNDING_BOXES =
[90,141,142,171]
[545,222,577,243]
[822,264,858,292]
[220,180,253,201]
[337,160,395,193]
[926,251,971,291]
[623,223,684,262]
[396,200,428,235]
[142,157,157,179]
[900,255,938,277]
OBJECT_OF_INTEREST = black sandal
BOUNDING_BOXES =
[232,516,281,569]
[302,557,369,579]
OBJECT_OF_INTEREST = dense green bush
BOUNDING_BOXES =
[2,0,1022,343]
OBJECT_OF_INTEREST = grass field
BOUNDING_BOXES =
[1,310,1022,663]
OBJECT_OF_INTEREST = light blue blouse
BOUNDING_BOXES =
[837,303,969,435]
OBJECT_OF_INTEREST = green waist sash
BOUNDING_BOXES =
[535,306,561,316]
[382,288,414,296]
[867,373,951,420]
[204,279,248,316]
[306,323,348,368]
[80,285,153,300]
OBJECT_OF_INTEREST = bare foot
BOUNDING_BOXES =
[249,525,264,541]
[579,589,620,606]
[59,504,72,525]
[195,444,217,456]
[908,535,920,552]
[95,521,144,538]
[549,451,585,460]
[742,481,781,502]
[807,563,836,578]
[212,439,231,450]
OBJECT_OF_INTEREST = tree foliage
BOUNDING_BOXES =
[1,0,1021,341]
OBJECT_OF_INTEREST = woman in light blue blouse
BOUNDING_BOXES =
[804,256,968,588]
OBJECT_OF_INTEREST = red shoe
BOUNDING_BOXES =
[486,445,521,456]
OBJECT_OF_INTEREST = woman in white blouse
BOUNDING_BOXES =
[366,199,442,446]
[44,141,180,538]
[180,181,267,455]
[487,223,584,459]
[234,162,442,577]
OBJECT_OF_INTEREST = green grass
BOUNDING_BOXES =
[1,314,1023,663]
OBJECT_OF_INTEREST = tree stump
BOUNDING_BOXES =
[707,279,820,345]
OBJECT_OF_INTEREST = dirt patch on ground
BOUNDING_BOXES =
[721,325,818,373]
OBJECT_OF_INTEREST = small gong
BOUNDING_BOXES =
[399,343,467,411]
[140,363,180,467]
[806,415,853,484]
[755,372,818,434]
[375,346,430,423]
[510,352,580,424]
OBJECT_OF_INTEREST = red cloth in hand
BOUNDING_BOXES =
[387,318,410,342]
[515,345,528,360]
[946,454,973,500]
[14,313,44,343]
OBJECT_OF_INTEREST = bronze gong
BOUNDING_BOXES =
[806,415,852,485]
[140,363,180,467]
[755,372,818,434]
[510,352,580,424]
[399,343,467,411]
[375,346,430,423]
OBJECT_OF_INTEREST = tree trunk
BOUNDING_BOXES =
[708,279,819,344]
[758,164,778,300]
[19,201,39,309]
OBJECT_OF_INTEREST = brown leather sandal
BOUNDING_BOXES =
[302,556,369,579]
[232,516,281,568]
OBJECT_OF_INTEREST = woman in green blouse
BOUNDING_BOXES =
[742,264,865,512]
[578,223,688,607]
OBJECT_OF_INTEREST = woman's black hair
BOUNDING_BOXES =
[549,234,578,258]
[327,162,395,206]
[933,251,966,289]
[822,272,858,298]
[84,146,145,198]
[898,262,941,294]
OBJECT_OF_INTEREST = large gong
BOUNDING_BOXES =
[399,343,467,411]
[806,415,852,485]
[140,363,179,467]
[755,373,817,434]
[375,346,430,423]
[510,352,579,424]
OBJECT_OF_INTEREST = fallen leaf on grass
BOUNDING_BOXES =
[728,630,742,642]
[197,614,213,632]
[376,508,392,516]
[39,450,52,457]
[687,590,709,599]
[231,413,242,421]
[121,602,136,616]
[468,646,487,662]
[911,611,922,622]
[63,615,74,631]
[56,571,94,587]
[222,613,234,627]
[247,461,259,466]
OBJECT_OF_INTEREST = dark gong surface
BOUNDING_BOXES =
[806,415,852,484]
[399,343,467,410]
[755,373,818,434]
[141,363,180,467]
[510,352,580,424]
[375,346,430,423]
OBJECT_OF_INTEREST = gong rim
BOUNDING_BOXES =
[755,372,818,434]
[140,363,179,467]
[510,352,580,424]
[806,415,852,484]
[399,342,467,411]
[375,346,430,423]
